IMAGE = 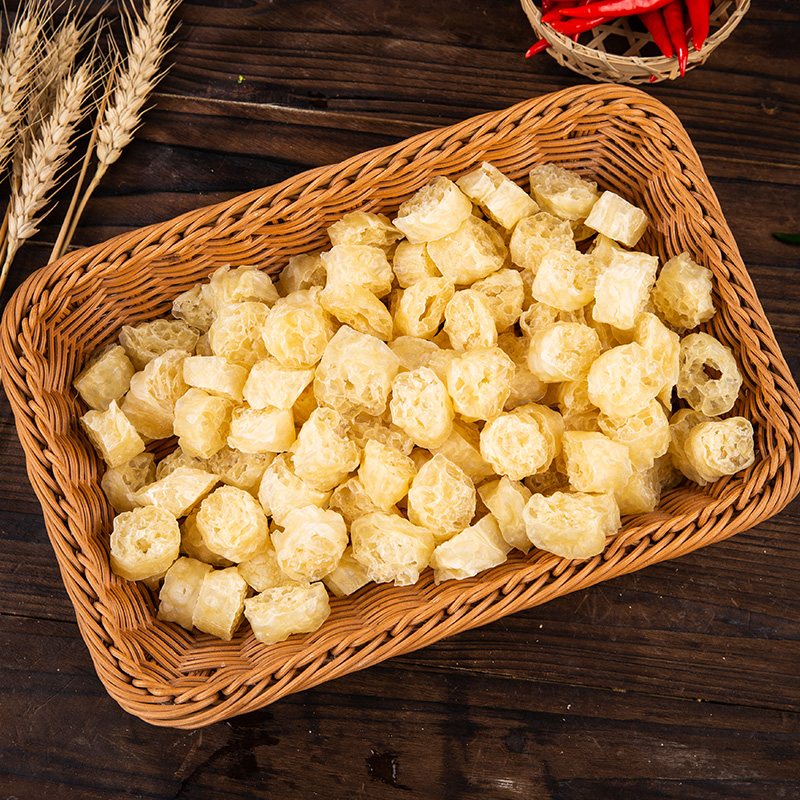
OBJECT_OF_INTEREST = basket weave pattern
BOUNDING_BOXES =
[2,84,799,728]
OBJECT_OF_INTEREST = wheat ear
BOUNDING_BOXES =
[0,63,93,294]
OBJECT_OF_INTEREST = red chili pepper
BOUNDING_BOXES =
[551,15,613,35]
[526,38,551,57]
[560,0,672,19]
[662,0,688,75]
[541,0,557,11]
[685,0,711,51]
[639,9,673,57]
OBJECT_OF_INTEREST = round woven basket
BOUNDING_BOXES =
[521,0,750,84]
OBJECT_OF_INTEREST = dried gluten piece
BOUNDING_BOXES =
[651,252,715,330]
[390,366,455,450]
[183,355,249,403]
[227,405,296,454]
[528,163,599,222]
[344,410,415,456]
[101,451,156,513]
[320,283,394,341]
[237,538,299,593]
[243,357,314,411]
[119,318,199,371]
[135,465,219,518]
[429,418,495,484]
[677,332,743,417]
[322,546,372,597]
[389,336,440,372]
[245,582,331,644]
[110,505,180,581]
[327,211,402,252]
[202,265,279,313]
[272,506,349,582]
[683,417,755,485]
[74,345,135,411]
[615,465,662,516]
[457,161,538,230]
[80,399,145,468]
[667,407,715,484]
[391,240,441,288]
[531,250,598,312]
[393,277,455,339]
[172,284,215,333]
[478,476,533,552]
[392,176,473,243]
[430,514,510,583]
[195,485,270,563]
[632,312,680,408]
[207,447,274,494]
[359,439,416,510]
[587,342,662,417]
[509,211,575,272]
[592,249,659,331]
[328,476,385,526]
[278,253,326,296]
[205,301,269,369]
[321,244,394,298]
[470,268,525,333]
[258,454,331,527]
[173,388,234,459]
[157,557,213,630]
[598,399,670,471]
[480,410,553,480]
[426,216,508,285]
[445,346,515,422]
[562,430,633,494]
[528,321,601,383]
[263,289,336,369]
[444,289,498,351]
[584,190,648,248]
[291,407,360,492]
[192,567,248,640]
[181,510,234,568]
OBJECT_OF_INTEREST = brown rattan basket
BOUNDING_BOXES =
[3,84,800,729]
[521,0,750,84]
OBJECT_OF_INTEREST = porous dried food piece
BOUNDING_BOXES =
[291,407,360,492]
[470,268,525,333]
[430,514,510,583]
[392,176,473,243]
[192,566,248,640]
[327,211,402,252]
[207,447,274,494]
[272,506,349,582]
[480,410,553,480]
[389,336,440,372]
[101,451,156,513]
[531,250,598,312]
[592,249,659,331]
[155,448,207,479]
[157,557,213,630]
[173,388,234,459]
[445,346,515,422]
[390,367,455,450]
[562,430,633,494]
[80,399,145,468]
[683,417,755,485]
[320,283,394,341]
[135,465,220,518]
[172,284,215,332]
[677,332,743,417]
[457,161,539,230]
[426,215,508,285]
[478,476,533,553]
[393,277,455,339]
[182,355,249,403]
[587,342,662,417]
[328,476,385,526]
[598,399,670,471]
[528,321,601,383]
[258,453,331,526]
[195,485,270,563]
[359,439,417,509]
[181,510,234,569]
[509,211,575,273]
[207,301,270,369]
[615,465,662,516]
[227,405,296,454]
[74,344,135,411]
[320,244,394,298]
[497,332,547,410]
[391,240,441,288]
[202,265,280,313]
[237,538,301,593]
[528,163,599,222]
[632,312,680,408]
[444,289,498,350]
[429,418,495,483]
[651,252,715,330]
[584,190,648,248]
[667,407,715,484]
[110,505,180,581]
[278,253,326,296]
[243,357,315,410]
[344,410,415,456]
[244,582,331,644]
[119,318,199,371]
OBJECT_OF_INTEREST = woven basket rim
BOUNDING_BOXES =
[3,83,800,728]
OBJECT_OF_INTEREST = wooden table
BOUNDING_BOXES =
[1,1,799,797]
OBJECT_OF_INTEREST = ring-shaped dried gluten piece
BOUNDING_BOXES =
[677,332,743,417]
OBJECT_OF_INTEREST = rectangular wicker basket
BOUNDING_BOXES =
[3,84,800,729]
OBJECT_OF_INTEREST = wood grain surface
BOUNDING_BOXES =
[1,1,799,797]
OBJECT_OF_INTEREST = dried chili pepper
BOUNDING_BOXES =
[560,0,672,19]
[685,0,711,51]
[639,8,673,57]
[662,0,688,75]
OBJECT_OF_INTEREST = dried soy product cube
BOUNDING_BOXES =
[227,405,295,454]
[528,321,601,383]
[392,240,441,288]
[531,250,598,312]
[101,451,156,513]
[328,476,384,526]
[633,312,680,407]
[615,465,662,516]
[667,407,715,485]
[238,538,298,593]
[157,557,213,630]
[350,511,435,586]
[320,283,394,341]
[119,318,199,371]
[389,336,441,372]
[651,252,716,330]
[243,357,314,410]
[445,346,515,422]
[426,216,508,285]
[509,211,576,272]
[478,476,533,553]
[320,244,394,298]
[562,431,633,494]
[523,490,620,560]
[393,277,455,339]
[244,582,331,645]
[181,510,234,568]
[392,175,473,243]
[457,161,539,230]
[528,163,599,222]
[359,439,417,509]
[208,447,273,494]
[677,332,743,417]
[592,249,659,330]
[322,546,372,597]
[202,265,280,313]
[257,453,331,526]
[195,485,270,563]
[406,454,476,544]
[327,210,402,252]
[430,514,510,583]
[263,289,336,369]
[444,289,498,350]
[291,407,360,492]
[278,253,326,296]
[110,505,181,581]
[479,409,553,480]
[173,388,235,459]
[272,506,349,582]
[172,284,215,333]
[429,418,495,484]
[389,367,454,450]
[192,566,248,640]
[587,342,662,417]
[182,354,249,403]
[74,344,135,411]
[314,325,400,416]
[598,399,670,471]
[584,190,648,248]
[135,465,219,517]
[80,399,145,468]
[470,268,524,333]
[207,301,270,368]
[683,417,755,485]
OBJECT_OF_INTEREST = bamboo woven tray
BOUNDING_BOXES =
[3,84,800,729]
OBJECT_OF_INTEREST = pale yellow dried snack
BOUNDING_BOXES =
[562,431,633,494]
[587,342,662,417]
[426,216,508,285]
[263,289,336,369]
[392,175,473,243]
[470,268,524,333]
[407,454,476,544]
[652,252,715,330]
[183,355,249,403]
[633,312,680,407]
[314,325,400,416]
[119,318,199,371]
[444,289,498,351]
[529,163,599,222]
[424,347,460,384]
[121,349,189,441]
[278,253,326,296]
[391,240,441,288]
[389,336,440,372]
[668,407,715,484]
[202,265,280,314]
[509,211,575,272]
[238,538,300,593]
[390,367,454,450]
[101,451,156,513]
[155,447,208,480]
[74,344,135,412]
[181,509,234,568]
[292,381,318,426]
[429,418,495,483]
[518,403,565,461]
[683,417,755,485]
[192,566,248,640]
[393,277,455,339]
[523,490,620,560]
[272,506,349,582]
[172,284,215,333]
[258,453,331,526]
[479,411,552,480]
[157,557,213,631]
[207,446,273,494]
[343,410,415,456]
[457,161,539,230]
[174,388,234,459]
[243,357,314,410]
[430,514,510,583]
[322,546,372,597]
[478,476,533,553]
[593,249,659,331]
[615,465,661,516]
[556,378,595,418]
[351,511,435,586]
[528,321,601,384]
[590,233,625,269]
[518,301,560,337]
[245,582,331,645]
[359,439,417,509]
[446,346,515,422]
[136,465,220,518]
[328,476,384,526]
[598,399,670,471]
[320,283,394,341]
[207,301,270,368]
[110,505,180,581]
[327,210,402,252]
[196,485,270,563]
[321,244,394,298]
[227,405,295,454]
[81,399,145,468]
[292,407,360,492]
[497,332,547,410]
[584,190,648,248]
[531,250,598,312]
[677,332,743,417]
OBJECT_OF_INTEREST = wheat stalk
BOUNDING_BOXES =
[0,62,93,293]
